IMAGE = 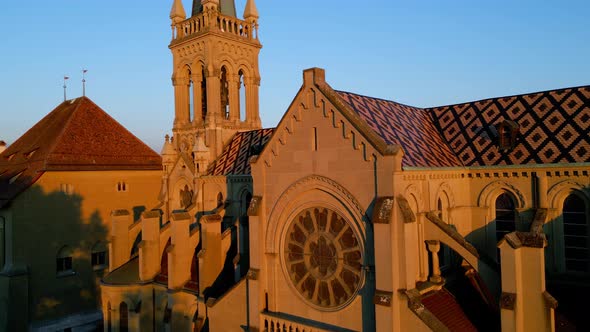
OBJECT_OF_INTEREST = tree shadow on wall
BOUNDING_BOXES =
[0,179,109,330]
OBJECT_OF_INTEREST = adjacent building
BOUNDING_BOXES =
[0,97,162,331]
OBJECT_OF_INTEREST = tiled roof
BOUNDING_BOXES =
[208,128,274,176]
[428,86,590,166]
[421,288,478,332]
[335,85,590,168]
[336,91,462,167]
[0,97,162,207]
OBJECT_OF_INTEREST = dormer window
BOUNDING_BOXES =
[6,153,16,161]
[24,149,38,159]
[496,120,519,152]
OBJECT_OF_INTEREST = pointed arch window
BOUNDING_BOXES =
[563,194,589,272]
[238,70,246,121]
[188,68,195,122]
[220,67,230,119]
[201,66,208,121]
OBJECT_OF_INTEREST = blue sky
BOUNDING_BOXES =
[1,0,589,151]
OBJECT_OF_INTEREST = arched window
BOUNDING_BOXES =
[220,66,229,119]
[495,192,516,241]
[563,194,589,272]
[238,70,246,121]
[119,302,128,332]
[91,241,108,270]
[217,192,224,208]
[188,69,195,122]
[201,66,208,121]
[56,246,73,275]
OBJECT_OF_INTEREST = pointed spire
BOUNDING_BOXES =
[170,0,187,23]
[243,0,259,21]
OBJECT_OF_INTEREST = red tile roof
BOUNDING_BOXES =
[336,91,462,167]
[208,128,274,176]
[421,288,478,332]
[0,97,162,207]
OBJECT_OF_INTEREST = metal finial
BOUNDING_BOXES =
[82,69,88,97]
[63,75,70,101]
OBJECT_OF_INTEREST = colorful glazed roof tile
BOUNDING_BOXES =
[428,85,590,166]
[336,85,590,168]
[421,289,478,332]
[337,91,462,167]
[208,128,274,176]
[0,97,162,207]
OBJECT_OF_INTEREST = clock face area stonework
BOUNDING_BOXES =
[283,207,363,310]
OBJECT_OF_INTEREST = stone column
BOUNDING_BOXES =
[173,77,190,127]
[228,74,240,123]
[426,240,442,284]
[110,210,131,271]
[244,76,261,128]
[192,72,204,126]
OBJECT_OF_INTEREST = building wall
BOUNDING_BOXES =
[0,169,161,331]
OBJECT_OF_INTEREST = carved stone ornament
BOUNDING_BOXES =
[373,290,393,307]
[180,184,194,209]
[500,292,516,310]
[372,197,394,224]
[247,196,262,216]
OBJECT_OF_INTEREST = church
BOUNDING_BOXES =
[98,1,590,331]
[1,0,588,331]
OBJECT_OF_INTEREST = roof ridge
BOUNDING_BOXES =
[335,89,425,110]
[425,84,590,110]
[44,98,85,169]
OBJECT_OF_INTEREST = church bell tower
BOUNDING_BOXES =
[168,0,262,161]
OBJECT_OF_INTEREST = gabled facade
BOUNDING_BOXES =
[0,97,162,332]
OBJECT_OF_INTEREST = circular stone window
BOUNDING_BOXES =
[283,207,363,310]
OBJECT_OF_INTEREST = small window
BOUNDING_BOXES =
[91,242,108,270]
[496,120,519,152]
[60,183,74,195]
[56,246,74,276]
[116,181,128,192]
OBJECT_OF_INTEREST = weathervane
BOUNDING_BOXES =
[82,69,88,97]
[63,75,70,101]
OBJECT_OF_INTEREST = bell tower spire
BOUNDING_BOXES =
[168,0,262,163]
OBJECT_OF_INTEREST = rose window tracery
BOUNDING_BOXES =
[283,207,363,309]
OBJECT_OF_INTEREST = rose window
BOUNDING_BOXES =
[283,207,363,309]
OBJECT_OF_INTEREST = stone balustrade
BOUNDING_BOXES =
[261,312,333,332]
[172,11,258,42]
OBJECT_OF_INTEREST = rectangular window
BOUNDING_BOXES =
[56,256,72,273]
[92,251,107,267]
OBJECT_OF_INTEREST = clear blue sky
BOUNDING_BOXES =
[1,1,588,151]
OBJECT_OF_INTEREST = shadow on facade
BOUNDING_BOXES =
[0,178,109,331]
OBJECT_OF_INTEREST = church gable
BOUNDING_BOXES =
[256,68,401,176]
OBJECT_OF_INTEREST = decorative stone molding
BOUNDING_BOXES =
[404,184,424,212]
[397,195,416,224]
[247,196,262,216]
[201,214,221,223]
[478,180,526,209]
[436,182,455,208]
[112,209,130,216]
[503,231,546,249]
[373,290,393,307]
[172,212,191,221]
[500,292,516,310]
[372,196,394,224]
[547,179,588,208]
